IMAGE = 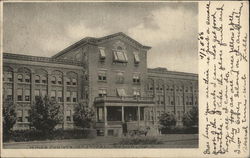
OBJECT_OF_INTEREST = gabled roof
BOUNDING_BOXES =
[52,32,151,58]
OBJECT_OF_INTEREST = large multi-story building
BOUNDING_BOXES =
[2,32,198,136]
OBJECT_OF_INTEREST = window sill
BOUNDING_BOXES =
[17,101,30,103]
[98,80,107,83]
[35,83,48,85]
[17,82,31,85]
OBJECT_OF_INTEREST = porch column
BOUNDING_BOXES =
[122,106,124,122]
[138,106,140,127]
[104,106,107,126]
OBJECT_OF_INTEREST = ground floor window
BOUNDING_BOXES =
[124,107,138,122]
[107,107,122,121]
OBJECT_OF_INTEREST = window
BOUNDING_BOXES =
[35,90,40,97]
[6,73,13,82]
[66,77,71,85]
[17,110,23,122]
[7,88,13,100]
[116,72,124,84]
[17,89,23,101]
[17,74,23,82]
[98,89,107,97]
[113,51,128,63]
[57,77,62,85]
[66,110,72,121]
[133,89,140,97]
[99,48,106,60]
[23,110,29,122]
[117,88,126,97]
[51,91,56,100]
[97,107,104,121]
[72,92,77,102]
[57,91,62,102]
[186,96,189,105]
[35,75,40,83]
[98,71,107,81]
[25,75,30,83]
[41,90,47,97]
[170,96,174,105]
[66,91,71,102]
[147,79,154,90]
[72,78,77,85]
[24,89,30,101]
[133,74,140,84]
[51,76,56,84]
[166,85,169,91]
[41,76,47,84]
[133,52,140,64]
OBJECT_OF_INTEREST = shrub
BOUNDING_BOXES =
[182,106,198,127]
[161,126,198,134]
[4,129,96,142]
[3,99,17,141]
[158,112,176,131]
[29,96,63,134]
[118,136,163,145]
[73,102,95,129]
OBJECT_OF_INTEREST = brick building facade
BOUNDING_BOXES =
[2,32,198,136]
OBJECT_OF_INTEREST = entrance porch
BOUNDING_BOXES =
[94,96,155,136]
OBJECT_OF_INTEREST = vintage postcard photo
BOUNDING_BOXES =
[2,2,198,149]
[1,1,249,158]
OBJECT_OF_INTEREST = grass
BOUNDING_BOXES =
[116,136,163,145]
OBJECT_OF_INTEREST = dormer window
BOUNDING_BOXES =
[113,51,128,63]
[134,52,140,64]
[99,48,106,60]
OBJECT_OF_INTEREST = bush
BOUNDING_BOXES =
[73,102,95,129]
[30,96,63,134]
[4,129,96,142]
[161,126,198,134]
[118,136,163,145]
[3,100,17,137]
[158,112,176,131]
[182,106,198,127]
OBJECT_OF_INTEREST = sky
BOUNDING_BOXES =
[3,2,198,73]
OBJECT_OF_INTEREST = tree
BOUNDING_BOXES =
[158,112,176,130]
[30,96,63,134]
[73,102,95,129]
[182,106,198,127]
[3,99,17,135]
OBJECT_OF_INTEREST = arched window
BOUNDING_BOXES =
[41,76,47,84]
[51,76,56,84]
[35,75,40,83]
[57,77,62,85]
[17,74,23,82]
[25,74,30,83]
[72,78,77,85]
[66,77,71,85]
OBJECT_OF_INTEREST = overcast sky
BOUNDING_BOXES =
[3,2,198,73]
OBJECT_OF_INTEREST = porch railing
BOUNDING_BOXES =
[94,96,155,104]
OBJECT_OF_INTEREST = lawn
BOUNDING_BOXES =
[3,134,198,149]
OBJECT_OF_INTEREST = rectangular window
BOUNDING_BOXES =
[133,89,140,97]
[57,91,63,102]
[133,52,140,64]
[98,71,107,81]
[41,90,47,97]
[17,89,22,101]
[23,110,29,122]
[116,72,124,84]
[98,89,107,97]
[51,91,56,100]
[25,75,30,83]
[66,110,72,121]
[24,89,30,101]
[66,91,71,102]
[99,48,106,60]
[35,90,40,97]
[17,110,23,122]
[133,74,140,84]
[7,88,13,100]
[117,88,126,97]
[72,92,77,102]
[113,51,128,63]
